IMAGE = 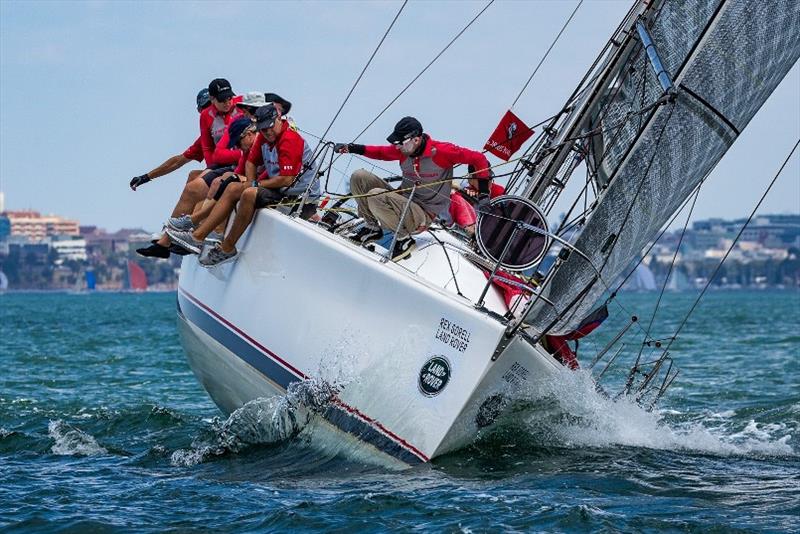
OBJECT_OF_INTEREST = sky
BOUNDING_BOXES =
[0,0,798,233]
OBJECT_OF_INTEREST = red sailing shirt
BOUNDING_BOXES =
[199,95,244,167]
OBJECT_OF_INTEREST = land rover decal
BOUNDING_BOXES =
[418,356,451,397]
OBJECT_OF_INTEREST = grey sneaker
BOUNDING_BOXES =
[199,243,238,267]
[390,236,416,261]
[205,231,223,243]
[165,228,203,254]
[167,214,194,232]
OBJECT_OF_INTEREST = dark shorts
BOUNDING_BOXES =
[201,166,235,187]
[254,188,318,220]
[212,174,244,201]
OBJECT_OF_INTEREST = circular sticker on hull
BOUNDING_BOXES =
[419,356,451,397]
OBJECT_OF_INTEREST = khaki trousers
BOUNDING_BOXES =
[349,169,432,238]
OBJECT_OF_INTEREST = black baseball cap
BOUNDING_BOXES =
[196,88,211,112]
[255,104,279,130]
[387,116,423,144]
[208,78,235,100]
[227,117,255,148]
[264,93,292,115]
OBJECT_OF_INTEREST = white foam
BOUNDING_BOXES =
[48,420,107,456]
[169,377,341,467]
[516,369,796,457]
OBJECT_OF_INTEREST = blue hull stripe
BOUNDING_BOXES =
[178,289,427,465]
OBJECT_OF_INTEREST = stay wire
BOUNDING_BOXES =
[511,0,584,109]
[350,0,495,143]
[660,138,800,355]
[637,184,700,358]
[313,0,408,156]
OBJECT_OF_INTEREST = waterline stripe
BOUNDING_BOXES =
[177,287,429,464]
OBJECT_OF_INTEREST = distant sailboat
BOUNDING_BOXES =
[85,269,96,291]
[127,260,148,291]
[0,271,8,292]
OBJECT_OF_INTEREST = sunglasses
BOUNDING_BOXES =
[393,136,417,147]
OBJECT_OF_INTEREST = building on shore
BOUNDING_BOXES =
[2,210,80,241]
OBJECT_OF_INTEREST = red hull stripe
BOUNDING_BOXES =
[178,287,430,463]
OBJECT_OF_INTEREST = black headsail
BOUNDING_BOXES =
[518,0,800,335]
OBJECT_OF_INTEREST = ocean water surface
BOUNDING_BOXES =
[0,291,798,532]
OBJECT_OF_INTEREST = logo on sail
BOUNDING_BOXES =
[418,356,451,397]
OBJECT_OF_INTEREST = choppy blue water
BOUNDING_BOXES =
[1,291,798,532]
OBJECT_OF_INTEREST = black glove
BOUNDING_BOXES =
[333,143,365,155]
[130,174,151,191]
[476,194,492,214]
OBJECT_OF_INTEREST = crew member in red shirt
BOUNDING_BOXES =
[133,88,214,258]
[166,104,318,266]
[448,167,506,235]
[139,78,248,258]
[130,88,211,193]
[335,116,490,261]
[199,78,244,168]
[173,116,260,234]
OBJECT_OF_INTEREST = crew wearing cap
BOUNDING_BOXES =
[131,88,211,192]
[133,88,214,259]
[165,104,319,267]
[334,116,490,261]
[199,78,244,168]
[169,116,261,238]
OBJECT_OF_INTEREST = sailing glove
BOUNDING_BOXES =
[130,174,151,191]
[333,143,365,155]
[476,194,492,214]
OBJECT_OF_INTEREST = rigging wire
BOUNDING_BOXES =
[659,138,800,355]
[349,0,495,143]
[511,0,584,109]
[313,0,408,155]
[636,184,700,358]
[612,178,705,295]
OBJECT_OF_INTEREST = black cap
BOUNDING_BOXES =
[227,117,255,149]
[196,88,211,112]
[208,78,235,100]
[255,104,279,130]
[264,93,292,115]
[387,116,423,144]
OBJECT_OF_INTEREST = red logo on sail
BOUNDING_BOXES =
[484,110,534,161]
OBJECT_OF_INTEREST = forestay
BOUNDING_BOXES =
[525,0,800,335]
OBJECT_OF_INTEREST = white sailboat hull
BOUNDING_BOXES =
[176,209,563,465]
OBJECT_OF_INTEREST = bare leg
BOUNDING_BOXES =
[219,186,259,254]
[186,169,202,184]
[156,170,209,248]
[191,172,238,226]
[171,178,209,218]
[192,182,246,241]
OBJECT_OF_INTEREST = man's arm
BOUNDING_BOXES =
[199,110,215,166]
[246,134,266,183]
[210,126,243,167]
[335,143,403,162]
[130,153,192,190]
[245,161,258,182]
[432,142,491,178]
[258,132,304,189]
[146,154,191,179]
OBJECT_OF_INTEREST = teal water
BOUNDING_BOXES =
[0,291,798,532]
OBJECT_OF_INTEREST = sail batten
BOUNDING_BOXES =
[525,0,800,335]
